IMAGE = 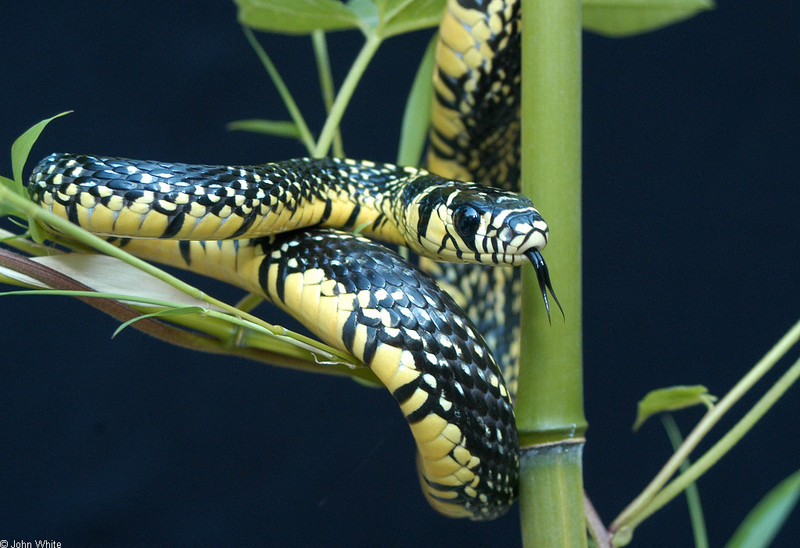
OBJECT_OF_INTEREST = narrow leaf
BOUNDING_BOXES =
[633,385,716,431]
[23,254,359,364]
[236,0,360,34]
[0,265,49,289]
[583,0,713,37]
[227,119,303,139]
[8,112,72,243]
[397,33,437,166]
[352,220,374,235]
[32,254,220,308]
[11,111,72,191]
[725,469,800,548]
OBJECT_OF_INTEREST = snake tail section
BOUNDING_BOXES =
[118,231,520,519]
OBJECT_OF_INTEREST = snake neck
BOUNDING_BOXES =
[305,157,426,247]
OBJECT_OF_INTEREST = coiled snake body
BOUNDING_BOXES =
[28,0,540,520]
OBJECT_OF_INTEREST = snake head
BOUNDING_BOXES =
[405,181,549,265]
[401,178,561,318]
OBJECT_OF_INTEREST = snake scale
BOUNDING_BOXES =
[27,0,544,520]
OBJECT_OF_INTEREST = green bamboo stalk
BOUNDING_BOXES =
[517,0,587,545]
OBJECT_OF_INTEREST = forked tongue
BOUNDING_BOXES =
[525,250,563,323]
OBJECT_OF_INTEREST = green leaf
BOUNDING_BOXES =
[227,119,303,139]
[235,0,361,34]
[347,0,380,32]
[7,112,72,241]
[112,306,206,338]
[633,385,716,431]
[0,175,19,218]
[725,469,800,548]
[28,254,228,308]
[236,0,445,38]
[397,33,437,166]
[377,0,446,38]
[11,111,72,192]
[583,0,714,37]
[17,253,361,365]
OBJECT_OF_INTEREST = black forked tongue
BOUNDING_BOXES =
[526,250,564,323]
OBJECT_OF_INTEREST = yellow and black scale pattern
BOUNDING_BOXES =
[30,153,547,267]
[26,0,541,521]
[28,153,550,519]
[423,0,524,395]
[176,229,520,519]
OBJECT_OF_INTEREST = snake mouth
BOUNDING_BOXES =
[525,250,563,322]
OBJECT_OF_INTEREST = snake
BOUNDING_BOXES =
[26,0,540,521]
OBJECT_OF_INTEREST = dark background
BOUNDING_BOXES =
[1,1,799,546]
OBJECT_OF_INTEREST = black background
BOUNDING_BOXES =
[1,1,799,546]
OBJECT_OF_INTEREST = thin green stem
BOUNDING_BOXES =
[0,245,373,378]
[0,288,341,362]
[242,27,316,152]
[662,415,709,548]
[612,318,800,534]
[631,355,800,530]
[312,30,344,157]
[152,307,375,381]
[517,0,585,546]
[312,34,382,158]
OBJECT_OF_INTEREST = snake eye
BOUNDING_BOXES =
[453,205,481,237]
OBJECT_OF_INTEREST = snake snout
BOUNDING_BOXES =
[500,209,549,255]
[525,249,563,322]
